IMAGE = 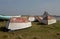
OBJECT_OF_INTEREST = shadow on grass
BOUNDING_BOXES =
[0,19,9,21]
[33,37,37,39]
[37,22,46,25]
[0,27,9,32]
[0,19,5,21]
[0,27,31,32]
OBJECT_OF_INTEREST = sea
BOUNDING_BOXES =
[55,16,60,20]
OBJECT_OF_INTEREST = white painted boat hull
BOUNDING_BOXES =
[6,22,32,30]
[41,19,56,25]
[48,19,56,25]
[28,17,35,22]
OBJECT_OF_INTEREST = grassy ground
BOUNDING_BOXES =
[0,21,60,39]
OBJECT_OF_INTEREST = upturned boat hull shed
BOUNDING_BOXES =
[6,17,32,30]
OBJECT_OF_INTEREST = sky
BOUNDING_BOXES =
[0,0,60,16]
